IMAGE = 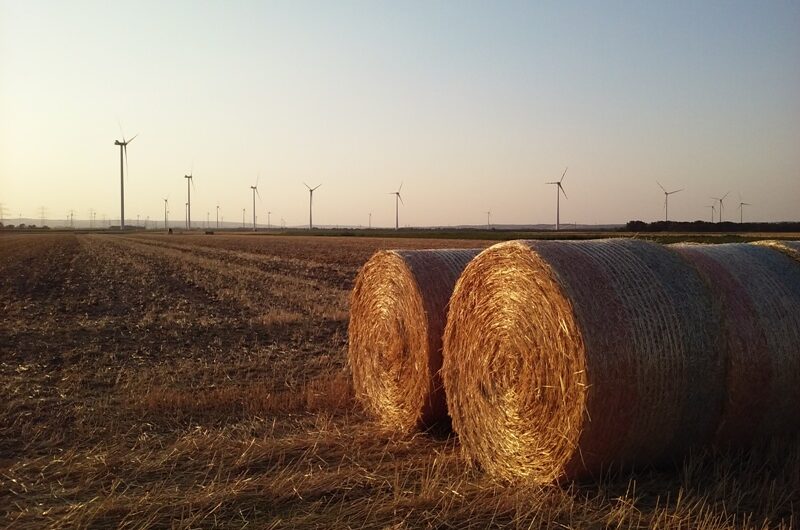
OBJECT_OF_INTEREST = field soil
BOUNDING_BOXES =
[1,233,797,529]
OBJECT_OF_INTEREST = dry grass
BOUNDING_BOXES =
[1,232,798,528]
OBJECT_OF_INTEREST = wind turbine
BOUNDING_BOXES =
[657,182,683,222]
[216,205,220,229]
[711,192,730,222]
[242,208,246,228]
[485,210,491,228]
[163,197,169,230]
[706,204,716,223]
[251,176,261,231]
[368,212,372,229]
[184,171,195,228]
[738,201,752,223]
[114,129,137,230]
[68,210,74,229]
[546,167,568,231]
[390,183,403,230]
[304,183,321,229]
[267,211,272,229]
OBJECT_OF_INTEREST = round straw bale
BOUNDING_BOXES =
[442,239,722,483]
[349,249,481,431]
[753,240,800,262]
[672,242,800,444]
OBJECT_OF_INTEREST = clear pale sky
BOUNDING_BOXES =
[1,1,798,227]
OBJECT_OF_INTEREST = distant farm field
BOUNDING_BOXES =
[1,232,797,529]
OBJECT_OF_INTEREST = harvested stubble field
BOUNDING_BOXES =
[1,232,797,529]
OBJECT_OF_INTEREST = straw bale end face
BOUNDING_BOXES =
[348,249,479,432]
[442,241,588,483]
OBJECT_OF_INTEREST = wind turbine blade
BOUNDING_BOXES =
[671,188,684,194]
[722,191,730,200]
[117,119,126,142]
[304,182,310,190]
[559,167,568,183]
[313,184,322,191]
[127,133,138,144]
[256,188,261,200]
[398,182,403,193]
[398,194,404,205]
[256,173,260,188]
[559,184,567,199]
[657,181,667,193]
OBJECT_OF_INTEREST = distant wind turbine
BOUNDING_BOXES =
[114,128,137,230]
[711,192,730,223]
[162,197,169,230]
[184,171,195,228]
[251,175,261,231]
[738,201,752,223]
[657,182,683,222]
[267,211,272,229]
[216,205,220,229]
[706,204,716,223]
[390,183,404,230]
[485,210,491,228]
[304,183,321,229]
[546,167,568,231]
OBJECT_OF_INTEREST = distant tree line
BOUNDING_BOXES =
[625,220,800,233]
[0,223,51,230]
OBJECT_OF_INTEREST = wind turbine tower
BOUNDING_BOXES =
[390,183,404,230]
[268,211,272,229]
[304,183,321,229]
[546,167,568,231]
[486,210,491,228]
[739,201,752,223]
[707,204,715,223]
[114,131,137,230]
[712,192,730,223]
[251,177,261,231]
[216,205,220,229]
[657,182,684,222]
[163,198,169,230]
[184,172,194,228]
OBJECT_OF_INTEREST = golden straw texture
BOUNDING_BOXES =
[672,242,800,445]
[349,249,480,431]
[442,239,722,483]
[753,240,800,262]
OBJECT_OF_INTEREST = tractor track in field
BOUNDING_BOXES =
[120,235,357,291]
[105,235,349,321]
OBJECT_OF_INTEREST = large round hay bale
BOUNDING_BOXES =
[349,249,480,431]
[672,242,800,445]
[753,240,800,261]
[442,239,723,483]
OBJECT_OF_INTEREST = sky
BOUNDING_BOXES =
[1,1,799,227]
